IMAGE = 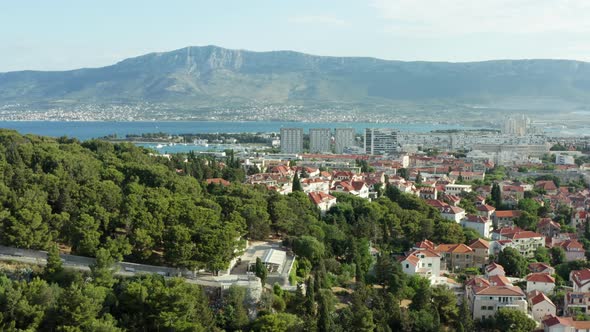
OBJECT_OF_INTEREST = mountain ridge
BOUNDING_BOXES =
[1,45,590,110]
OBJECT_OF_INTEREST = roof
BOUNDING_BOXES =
[529,262,554,273]
[434,243,473,254]
[505,231,544,240]
[262,249,286,266]
[485,263,505,273]
[464,214,488,223]
[558,239,584,251]
[526,273,555,283]
[488,275,512,286]
[571,268,590,288]
[469,238,490,249]
[402,254,420,266]
[475,285,524,296]
[494,210,521,218]
[543,315,573,327]
[477,204,496,212]
[308,192,336,205]
[206,178,231,186]
[530,292,554,306]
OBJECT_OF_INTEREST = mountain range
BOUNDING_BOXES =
[1,45,590,111]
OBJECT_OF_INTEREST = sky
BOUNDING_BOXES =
[1,0,590,72]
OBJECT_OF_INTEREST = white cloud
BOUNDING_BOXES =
[289,15,347,27]
[371,0,590,36]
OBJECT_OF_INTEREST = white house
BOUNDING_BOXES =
[543,315,590,332]
[308,192,337,215]
[440,205,466,223]
[529,291,556,322]
[571,269,590,292]
[444,184,472,195]
[485,263,506,278]
[526,273,556,294]
[399,249,441,284]
[461,214,492,238]
[470,285,527,320]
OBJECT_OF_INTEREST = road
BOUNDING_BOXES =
[0,244,262,294]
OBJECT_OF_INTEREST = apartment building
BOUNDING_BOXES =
[280,128,304,153]
[309,128,331,153]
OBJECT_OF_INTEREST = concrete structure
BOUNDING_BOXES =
[334,128,355,154]
[309,128,331,153]
[571,269,590,292]
[485,263,506,278]
[502,114,529,136]
[469,239,490,269]
[444,184,472,195]
[280,128,304,153]
[555,153,576,165]
[434,243,474,272]
[461,215,492,238]
[364,128,398,155]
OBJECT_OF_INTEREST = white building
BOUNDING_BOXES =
[400,249,441,284]
[280,128,304,154]
[461,215,492,238]
[529,291,556,322]
[309,128,331,153]
[334,128,355,154]
[444,184,473,195]
[526,273,556,294]
[364,128,398,155]
[470,284,527,320]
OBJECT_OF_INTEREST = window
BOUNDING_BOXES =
[487,306,494,310]
[405,264,409,269]
[481,306,487,310]
[428,263,432,267]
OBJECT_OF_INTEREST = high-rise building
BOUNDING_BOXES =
[280,128,304,153]
[309,128,331,153]
[334,128,355,154]
[364,128,398,155]
[502,115,529,136]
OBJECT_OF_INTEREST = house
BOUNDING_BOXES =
[572,211,589,229]
[469,284,527,320]
[490,240,517,257]
[536,180,558,195]
[440,205,467,223]
[528,291,556,322]
[564,292,590,317]
[502,185,525,200]
[449,171,485,182]
[538,218,562,239]
[485,263,506,278]
[461,214,492,238]
[444,184,472,195]
[469,238,490,268]
[571,269,590,292]
[301,177,330,194]
[526,273,556,294]
[557,239,586,262]
[477,204,496,219]
[331,180,369,199]
[308,192,337,215]
[434,243,474,272]
[543,314,590,332]
[419,186,438,200]
[493,227,545,258]
[529,262,555,275]
[399,249,441,284]
[493,210,522,228]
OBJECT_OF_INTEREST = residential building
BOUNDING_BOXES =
[526,273,556,293]
[557,239,586,262]
[449,171,485,182]
[469,284,527,320]
[399,249,441,284]
[334,128,355,154]
[538,218,562,239]
[469,239,490,269]
[529,262,555,275]
[309,128,331,153]
[434,243,474,272]
[419,186,437,200]
[485,263,506,278]
[528,291,556,322]
[364,128,398,155]
[572,211,589,229]
[543,314,590,332]
[477,204,496,219]
[493,227,545,258]
[280,128,304,154]
[564,292,590,316]
[461,214,492,238]
[308,192,337,215]
[330,181,369,199]
[444,184,473,195]
[493,210,522,228]
[571,269,590,292]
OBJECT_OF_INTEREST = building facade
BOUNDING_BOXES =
[309,128,331,153]
[364,128,398,155]
[280,128,304,154]
[334,128,355,154]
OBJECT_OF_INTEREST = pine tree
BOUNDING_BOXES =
[45,242,63,278]
[292,172,303,192]
[255,257,268,286]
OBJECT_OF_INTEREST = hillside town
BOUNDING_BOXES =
[191,118,590,330]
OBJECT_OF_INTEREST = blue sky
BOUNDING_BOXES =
[1,0,589,71]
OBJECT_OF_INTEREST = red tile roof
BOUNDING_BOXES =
[526,273,555,283]
[434,243,473,254]
[469,238,490,249]
[571,268,590,288]
[530,292,554,306]
[477,204,496,212]
[475,285,524,296]
[494,210,521,218]
[488,275,512,286]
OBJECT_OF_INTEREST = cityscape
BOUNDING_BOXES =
[1,1,590,331]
